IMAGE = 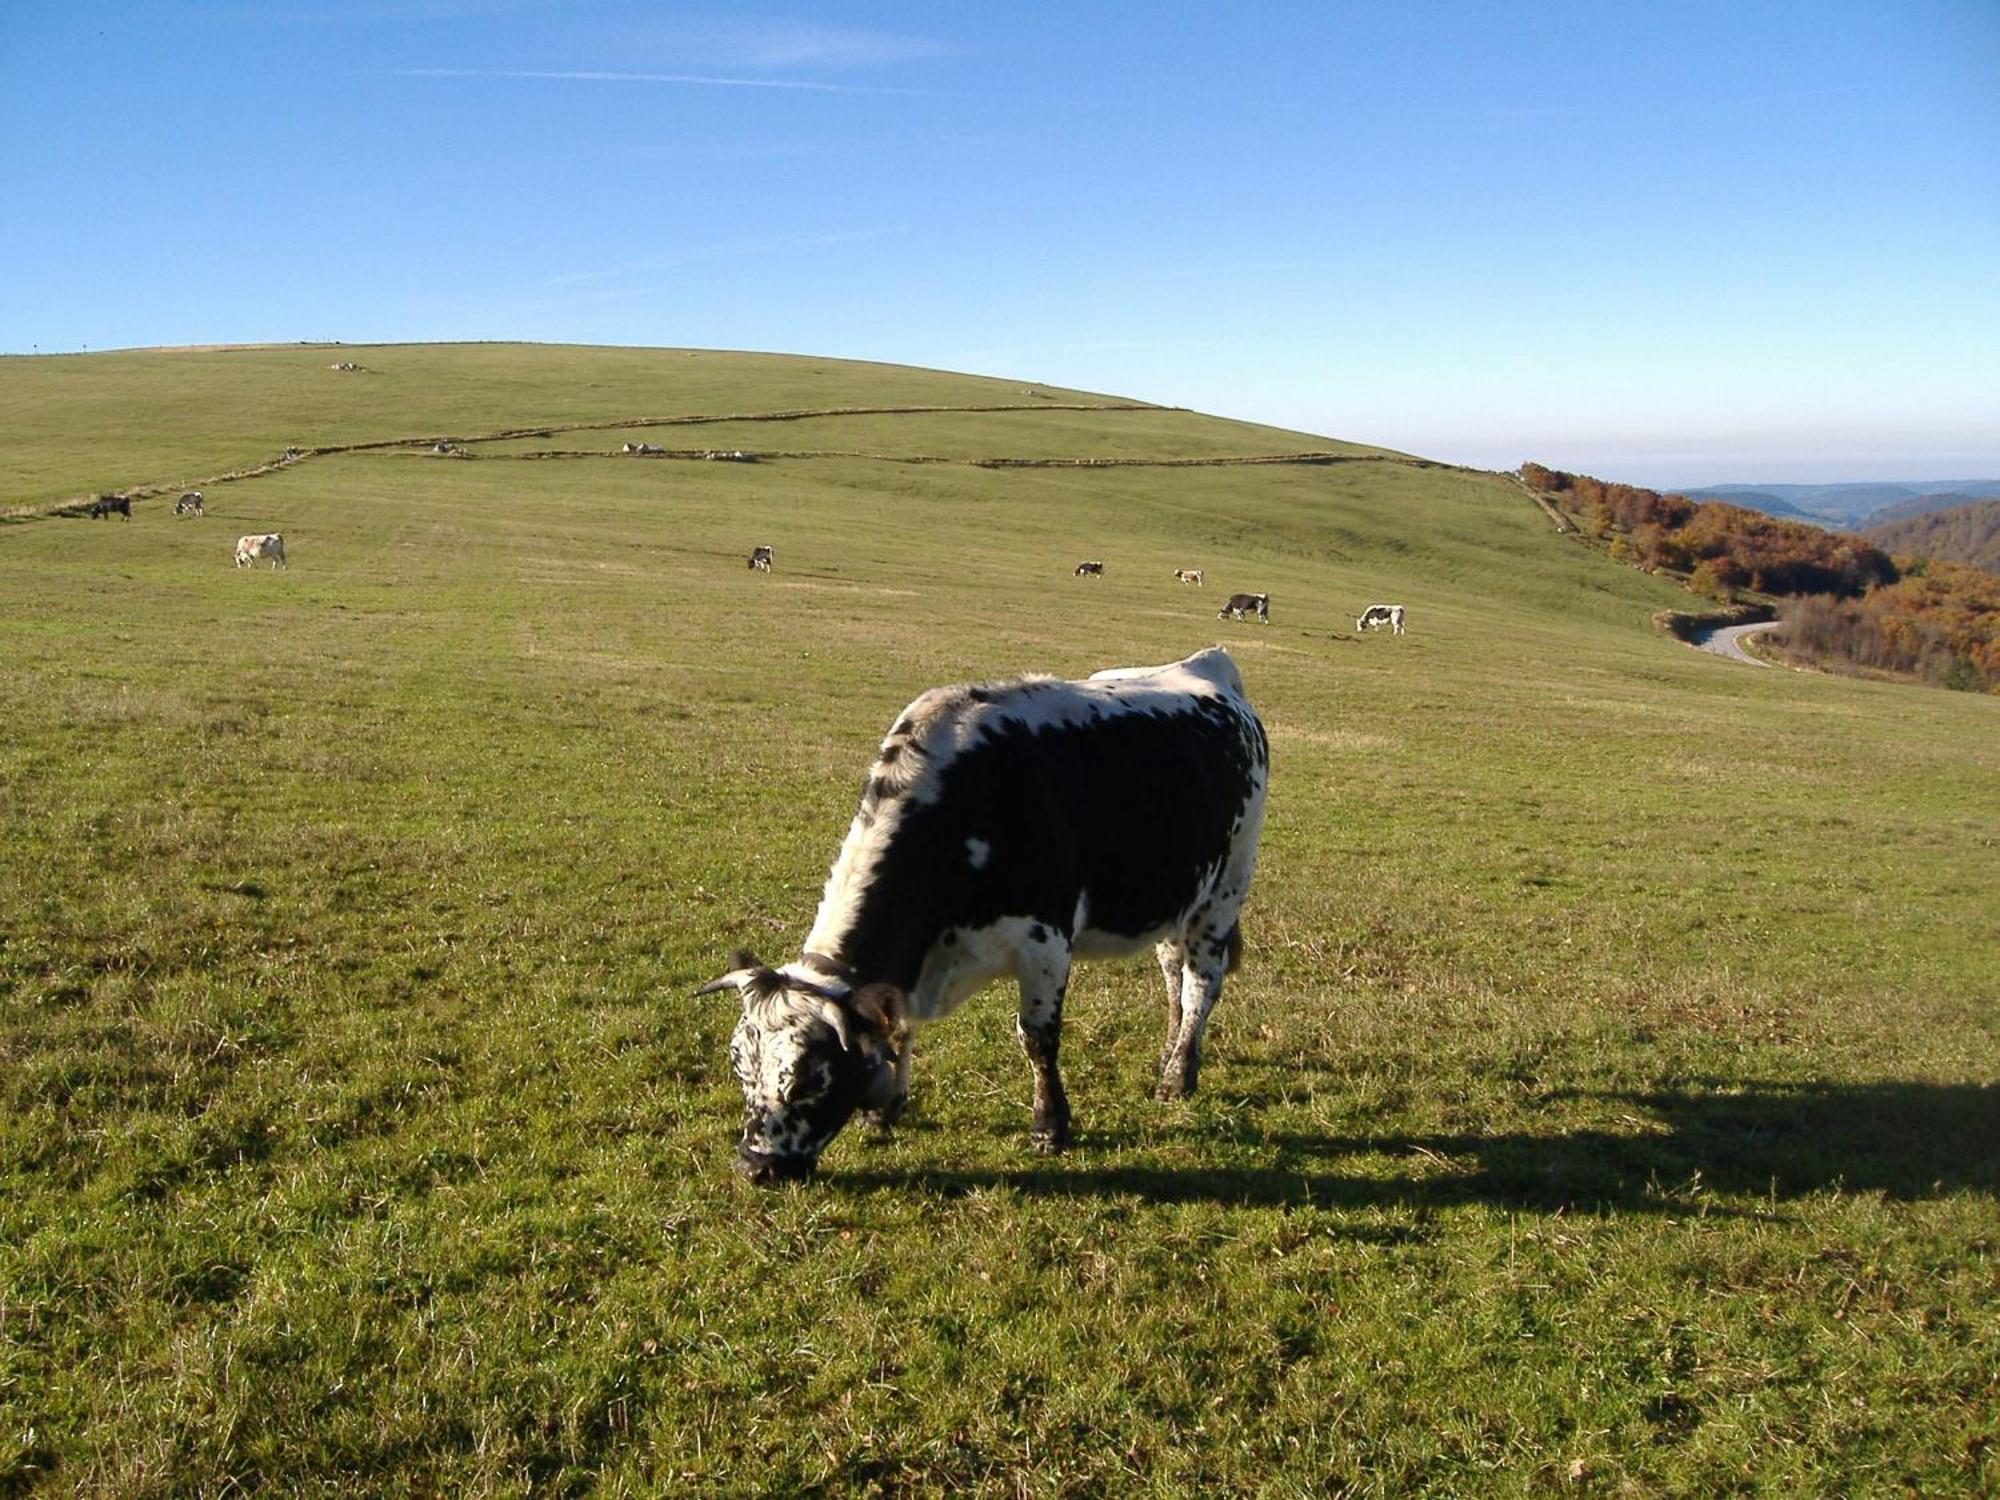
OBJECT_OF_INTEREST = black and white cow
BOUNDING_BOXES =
[698,647,1268,1182]
[1074,560,1105,577]
[748,544,774,572]
[88,494,131,521]
[1217,592,1269,623]
[174,491,204,516]
[1356,604,1406,635]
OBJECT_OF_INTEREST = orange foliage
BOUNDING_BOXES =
[1780,560,2000,691]
[1522,465,1895,597]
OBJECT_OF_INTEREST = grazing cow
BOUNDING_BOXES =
[622,441,664,455]
[88,495,131,521]
[1074,560,1105,577]
[174,492,204,516]
[748,544,774,572]
[1217,592,1269,623]
[1356,604,1406,635]
[1174,568,1204,586]
[234,533,287,569]
[283,447,303,460]
[698,647,1269,1182]
[430,442,454,455]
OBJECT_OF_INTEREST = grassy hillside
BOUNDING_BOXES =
[2,345,1995,1494]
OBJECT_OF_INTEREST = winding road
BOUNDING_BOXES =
[1694,620,1781,666]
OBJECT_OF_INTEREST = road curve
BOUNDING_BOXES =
[1694,620,1781,667]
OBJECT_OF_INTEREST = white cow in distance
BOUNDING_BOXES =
[235,534,287,569]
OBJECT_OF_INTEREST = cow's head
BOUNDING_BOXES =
[697,951,907,1183]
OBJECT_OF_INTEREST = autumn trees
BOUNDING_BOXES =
[1522,463,1996,691]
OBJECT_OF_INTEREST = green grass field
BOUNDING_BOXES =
[2,343,1995,1495]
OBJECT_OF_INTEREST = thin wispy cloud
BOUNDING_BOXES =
[542,227,907,288]
[397,66,948,96]
[682,20,953,70]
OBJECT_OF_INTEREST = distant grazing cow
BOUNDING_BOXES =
[748,544,774,572]
[174,492,204,516]
[88,495,130,521]
[1218,592,1269,623]
[1074,560,1105,577]
[430,442,454,455]
[622,441,665,455]
[234,533,287,569]
[1174,568,1204,586]
[698,647,1268,1181]
[1356,604,1406,635]
[283,447,303,461]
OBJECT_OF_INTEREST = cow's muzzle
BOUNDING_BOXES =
[735,1149,817,1185]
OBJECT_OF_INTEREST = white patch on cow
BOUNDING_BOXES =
[909,915,1055,1021]
[965,836,990,869]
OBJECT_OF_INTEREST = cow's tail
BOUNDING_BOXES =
[1224,920,1243,974]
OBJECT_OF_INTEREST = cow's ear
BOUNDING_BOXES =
[726,947,763,972]
[852,982,908,1041]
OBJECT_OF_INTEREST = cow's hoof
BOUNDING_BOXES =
[1154,1077,1194,1103]
[1029,1129,1071,1155]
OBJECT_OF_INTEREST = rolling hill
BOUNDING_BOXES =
[1858,488,2000,530]
[2,343,1995,1493]
[1675,478,2000,528]
[1860,497,2000,572]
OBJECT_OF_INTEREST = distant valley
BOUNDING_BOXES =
[1673,479,2000,530]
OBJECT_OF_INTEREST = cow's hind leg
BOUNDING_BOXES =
[1156,918,1237,1101]
[1154,940,1185,1076]
[1015,936,1075,1153]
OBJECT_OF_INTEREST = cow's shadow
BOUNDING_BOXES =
[835,1080,1998,1213]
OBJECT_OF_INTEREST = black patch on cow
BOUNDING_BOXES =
[877,742,903,765]
[818,691,1265,991]
[1028,922,1049,944]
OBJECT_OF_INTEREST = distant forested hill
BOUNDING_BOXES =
[1861,499,2000,574]
[1858,489,2000,529]
[1676,480,2000,528]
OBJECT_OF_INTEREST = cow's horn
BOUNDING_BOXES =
[819,1000,854,1051]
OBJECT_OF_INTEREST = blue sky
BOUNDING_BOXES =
[3,1,1996,485]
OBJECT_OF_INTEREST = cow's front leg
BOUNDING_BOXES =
[1157,924,1232,1101]
[1015,939,1074,1153]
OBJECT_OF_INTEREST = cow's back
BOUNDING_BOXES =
[884,659,1263,943]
